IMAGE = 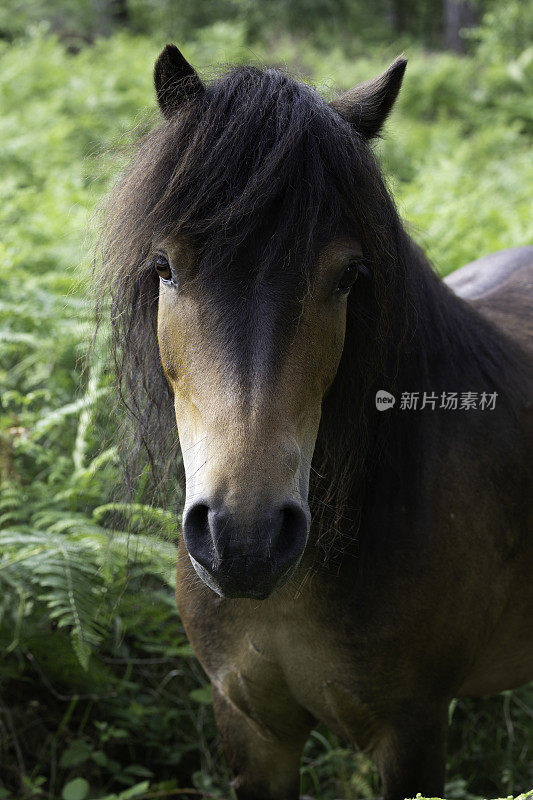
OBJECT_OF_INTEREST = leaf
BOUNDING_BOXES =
[59,739,93,767]
[188,685,212,704]
[122,765,153,777]
[61,778,90,800]
[72,636,92,672]
[117,782,150,799]
[90,750,111,767]
[33,390,108,436]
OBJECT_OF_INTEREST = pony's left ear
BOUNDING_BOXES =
[154,44,204,119]
[330,58,407,139]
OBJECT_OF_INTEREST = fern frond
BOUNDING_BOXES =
[33,390,109,436]
[92,502,178,540]
[0,523,177,668]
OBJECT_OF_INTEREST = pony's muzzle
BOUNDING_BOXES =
[182,499,310,599]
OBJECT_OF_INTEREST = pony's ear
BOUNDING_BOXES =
[330,58,407,139]
[154,44,204,119]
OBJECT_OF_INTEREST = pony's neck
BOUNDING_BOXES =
[394,238,473,392]
[394,235,520,399]
[311,231,524,550]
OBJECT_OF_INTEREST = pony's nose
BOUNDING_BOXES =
[182,500,309,599]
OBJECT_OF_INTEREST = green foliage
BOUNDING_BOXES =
[468,0,533,62]
[0,8,532,800]
[0,0,446,48]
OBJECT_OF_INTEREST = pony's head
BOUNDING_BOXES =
[102,46,406,599]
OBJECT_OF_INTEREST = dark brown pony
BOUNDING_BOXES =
[100,45,533,800]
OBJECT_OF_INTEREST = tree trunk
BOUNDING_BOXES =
[444,0,478,52]
[390,0,409,33]
[93,0,129,36]
[108,0,129,26]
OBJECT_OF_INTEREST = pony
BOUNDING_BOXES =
[100,44,533,800]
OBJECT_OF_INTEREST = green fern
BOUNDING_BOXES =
[0,523,177,669]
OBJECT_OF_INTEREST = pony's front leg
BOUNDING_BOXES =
[212,685,313,800]
[372,701,449,800]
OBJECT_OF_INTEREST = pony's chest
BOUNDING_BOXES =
[210,612,373,743]
[178,548,388,741]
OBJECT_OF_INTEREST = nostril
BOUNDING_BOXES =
[272,502,309,568]
[183,503,212,569]
[184,503,210,537]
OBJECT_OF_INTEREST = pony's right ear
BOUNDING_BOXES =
[154,44,204,119]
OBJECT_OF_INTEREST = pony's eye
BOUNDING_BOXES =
[153,252,172,281]
[336,262,360,293]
